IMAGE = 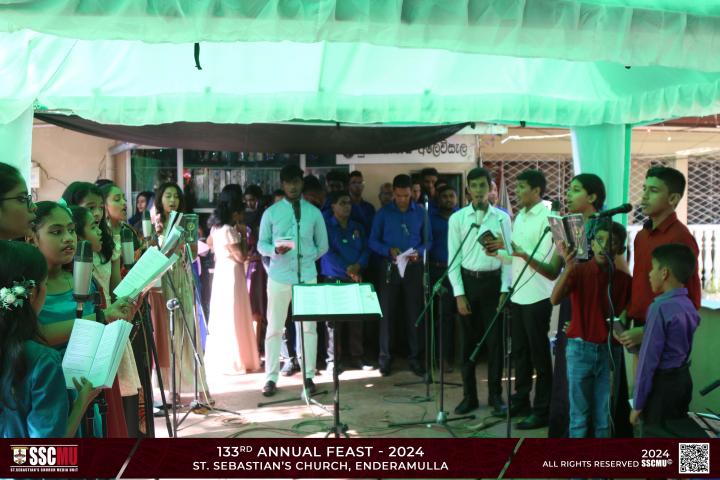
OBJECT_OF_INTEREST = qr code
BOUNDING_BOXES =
[679,442,710,474]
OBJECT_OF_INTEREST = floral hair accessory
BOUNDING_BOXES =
[0,279,36,311]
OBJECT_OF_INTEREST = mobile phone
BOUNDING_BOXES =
[479,230,497,245]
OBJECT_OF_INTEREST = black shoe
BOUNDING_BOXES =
[409,363,426,377]
[349,358,374,371]
[280,359,299,376]
[454,397,479,415]
[516,414,548,430]
[489,395,507,417]
[303,378,317,395]
[379,365,391,377]
[508,402,532,417]
[262,380,277,397]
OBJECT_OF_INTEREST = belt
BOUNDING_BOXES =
[429,261,447,268]
[461,267,500,279]
[656,362,690,376]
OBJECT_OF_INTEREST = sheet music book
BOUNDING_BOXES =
[547,214,588,260]
[62,319,132,389]
[113,246,178,299]
[293,283,381,316]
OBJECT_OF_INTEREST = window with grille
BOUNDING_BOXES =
[480,153,574,214]
[688,155,720,225]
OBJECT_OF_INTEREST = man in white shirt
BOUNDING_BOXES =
[448,167,512,416]
[257,164,329,397]
[507,169,555,430]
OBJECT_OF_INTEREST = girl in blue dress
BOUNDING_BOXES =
[0,240,100,438]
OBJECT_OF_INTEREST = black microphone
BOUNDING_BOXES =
[121,226,135,268]
[73,240,93,318]
[590,203,633,218]
[700,379,720,396]
[141,210,153,239]
[551,199,562,215]
[292,200,301,223]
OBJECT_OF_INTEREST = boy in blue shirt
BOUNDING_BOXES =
[630,243,700,435]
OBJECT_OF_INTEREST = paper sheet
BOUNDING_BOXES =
[395,248,417,279]
[114,247,176,299]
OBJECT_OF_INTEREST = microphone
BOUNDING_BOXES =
[292,200,301,223]
[160,224,186,256]
[73,240,94,318]
[590,203,633,218]
[551,199,562,215]
[141,210,153,239]
[121,226,135,268]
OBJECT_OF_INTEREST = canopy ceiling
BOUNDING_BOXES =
[1,0,719,129]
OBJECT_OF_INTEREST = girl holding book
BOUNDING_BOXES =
[31,201,131,437]
[0,162,36,241]
[148,182,210,407]
[70,204,143,436]
[0,240,101,437]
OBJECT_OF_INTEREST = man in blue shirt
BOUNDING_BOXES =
[429,184,458,371]
[258,165,329,397]
[348,170,376,234]
[320,191,372,371]
[369,174,432,377]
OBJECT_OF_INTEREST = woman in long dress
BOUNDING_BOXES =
[205,184,260,375]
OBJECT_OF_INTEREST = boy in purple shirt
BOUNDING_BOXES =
[631,244,700,433]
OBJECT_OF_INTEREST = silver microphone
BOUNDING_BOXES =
[142,210,153,239]
[121,226,135,268]
[73,240,94,317]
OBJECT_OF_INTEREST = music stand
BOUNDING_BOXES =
[292,283,381,438]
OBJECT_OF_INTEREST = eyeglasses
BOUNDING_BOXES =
[0,194,34,209]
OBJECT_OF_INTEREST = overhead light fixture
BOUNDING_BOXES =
[501,133,571,144]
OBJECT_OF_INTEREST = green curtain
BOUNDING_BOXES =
[571,123,631,222]
[2,1,720,71]
[0,107,33,182]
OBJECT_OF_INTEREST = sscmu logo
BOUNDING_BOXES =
[10,445,79,473]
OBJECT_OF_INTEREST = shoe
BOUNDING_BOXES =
[303,378,317,394]
[409,363,426,377]
[516,414,548,430]
[489,395,507,417]
[454,397,479,415]
[280,359,299,377]
[324,362,344,375]
[379,365,391,377]
[349,358,374,371]
[262,380,277,397]
[508,402,532,417]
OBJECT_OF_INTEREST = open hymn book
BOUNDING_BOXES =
[113,246,178,299]
[61,319,132,389]
[292,283,381,317]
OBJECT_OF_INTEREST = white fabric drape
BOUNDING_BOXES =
[0,107,33,182]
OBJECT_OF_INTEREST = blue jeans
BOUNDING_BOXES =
[566,338,611,438]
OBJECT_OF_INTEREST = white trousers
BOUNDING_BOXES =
[265,276,317,383]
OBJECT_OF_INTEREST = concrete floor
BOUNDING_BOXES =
[155,358,548,440]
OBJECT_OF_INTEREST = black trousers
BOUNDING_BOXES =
[430,265,456,365]
[548,298,570,437]
[459,270,502,402]
[511,299,553,417]
[323,277,364,363]
[378,260,424,368]
[642,364,692,433]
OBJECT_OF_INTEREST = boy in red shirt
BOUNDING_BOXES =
[551,220,632,438]
[616,167,700,351]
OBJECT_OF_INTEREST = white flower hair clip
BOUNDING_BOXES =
[0,279,36,311]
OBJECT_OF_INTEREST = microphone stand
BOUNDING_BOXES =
[389,222,480,435]
[165,243,243,436]
[258,200,328,409]
[394,196,438,395]
[469,226,551,438]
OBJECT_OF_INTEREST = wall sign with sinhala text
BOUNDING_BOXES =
[336,135,476,165]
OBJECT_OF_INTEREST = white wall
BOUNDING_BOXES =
[31,124,116,201]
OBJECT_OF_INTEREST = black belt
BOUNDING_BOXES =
[656,362,690,376]
[429,261,447,268]
[461,267,500,279]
